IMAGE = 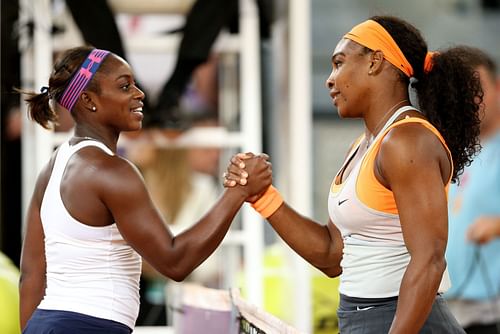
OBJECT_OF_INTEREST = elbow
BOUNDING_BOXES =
[168,270,189,282]
[415,250,446,278]
[431,256,446,276]
[158,263,191,282]
[320,265,342,278]
[428,246,447,274]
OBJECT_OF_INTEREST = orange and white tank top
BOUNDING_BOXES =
[328,106,452,298]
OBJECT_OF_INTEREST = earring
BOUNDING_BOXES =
[92,106,96,111]
[368,70,373,75]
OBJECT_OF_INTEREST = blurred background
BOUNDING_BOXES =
[1,0,499,333]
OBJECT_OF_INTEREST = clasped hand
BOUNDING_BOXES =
[223,153,272,202]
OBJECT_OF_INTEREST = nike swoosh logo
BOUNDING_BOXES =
[338,199,349,206]
[356,306,375,311]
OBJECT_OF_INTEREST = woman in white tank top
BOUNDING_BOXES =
[19,46,273,333]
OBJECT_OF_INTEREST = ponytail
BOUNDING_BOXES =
[370,16,482,183]
[20,87,58,129]
[415,49,482,182]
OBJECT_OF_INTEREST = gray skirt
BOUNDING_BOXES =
[337,294,465,333]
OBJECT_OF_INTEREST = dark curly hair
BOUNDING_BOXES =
[21,46,112,129]
[370,16,482,183]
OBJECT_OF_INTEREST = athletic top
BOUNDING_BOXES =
[328,107,452,298]
[38,140,142,329]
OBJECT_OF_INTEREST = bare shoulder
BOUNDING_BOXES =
[377,122,450,185]
[74,146,145,191]
[381,122,447,161]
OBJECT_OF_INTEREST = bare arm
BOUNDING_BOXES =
[224,154,343,277]
[19,161,52,329]
[267,206,343,277]
[101,154,272,281]
[377,124,450,334]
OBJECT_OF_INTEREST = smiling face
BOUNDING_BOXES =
[91,55,145,132]
[325,39,373,118]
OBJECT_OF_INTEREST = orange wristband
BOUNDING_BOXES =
[251,185,284,218]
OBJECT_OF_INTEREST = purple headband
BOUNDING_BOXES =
[58,48,110,112]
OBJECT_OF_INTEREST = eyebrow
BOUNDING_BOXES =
[331,52,345,62]
[115,74,132,81]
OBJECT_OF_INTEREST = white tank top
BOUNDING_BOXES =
[328,107,451,298]
[38,140,142,329]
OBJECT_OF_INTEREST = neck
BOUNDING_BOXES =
[364,98,409,141]
[73,125,118,152]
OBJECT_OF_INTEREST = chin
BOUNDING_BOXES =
[125,122,143,133]
[337,108,350,119]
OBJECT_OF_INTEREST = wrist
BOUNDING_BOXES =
[224,186,248,204]
[251,185,284,218]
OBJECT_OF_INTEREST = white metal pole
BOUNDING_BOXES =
[20,0,54,229]
[239,0,264,307]
[288,0,312,331]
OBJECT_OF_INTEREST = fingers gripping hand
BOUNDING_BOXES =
[223,152,255,187]
[223,153,272,199]
[243,154,272,199]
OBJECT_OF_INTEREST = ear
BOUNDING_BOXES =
[80,92,97,112]
[368,50,385,75]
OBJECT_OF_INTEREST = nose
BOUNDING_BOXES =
[325,71,335,90]
[134,85,145,101]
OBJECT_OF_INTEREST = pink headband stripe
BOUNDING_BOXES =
[60,75,86,108]
[58,49,110,111]
[59,50,106,108]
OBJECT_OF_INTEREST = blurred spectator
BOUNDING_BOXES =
[65,0,273,128]
[445,46,500,334]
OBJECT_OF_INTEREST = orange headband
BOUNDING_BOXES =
[344,19,414,77]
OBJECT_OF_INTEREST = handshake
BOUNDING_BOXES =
[223,153,283,219]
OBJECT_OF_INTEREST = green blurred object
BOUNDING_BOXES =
[0,252,21,334]
[311,269,339,334]
[261,243,340,334]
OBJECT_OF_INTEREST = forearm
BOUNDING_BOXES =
[164,188,246,280]
[389,257,445,334]
[19,274,45,329]
[267,203,342,275]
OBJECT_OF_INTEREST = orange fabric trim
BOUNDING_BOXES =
[356,118,453,214]
[344,20,414,77]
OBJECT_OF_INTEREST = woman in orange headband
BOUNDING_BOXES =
[225,16,482,333]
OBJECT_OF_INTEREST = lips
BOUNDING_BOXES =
[330,91,340,106]
[130,106,144,121]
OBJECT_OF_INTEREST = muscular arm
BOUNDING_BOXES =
[224,153,343,277]
[19,160,53,329]
[265,205,343,277]
[100,155,271,281]
[377,124,451,334]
